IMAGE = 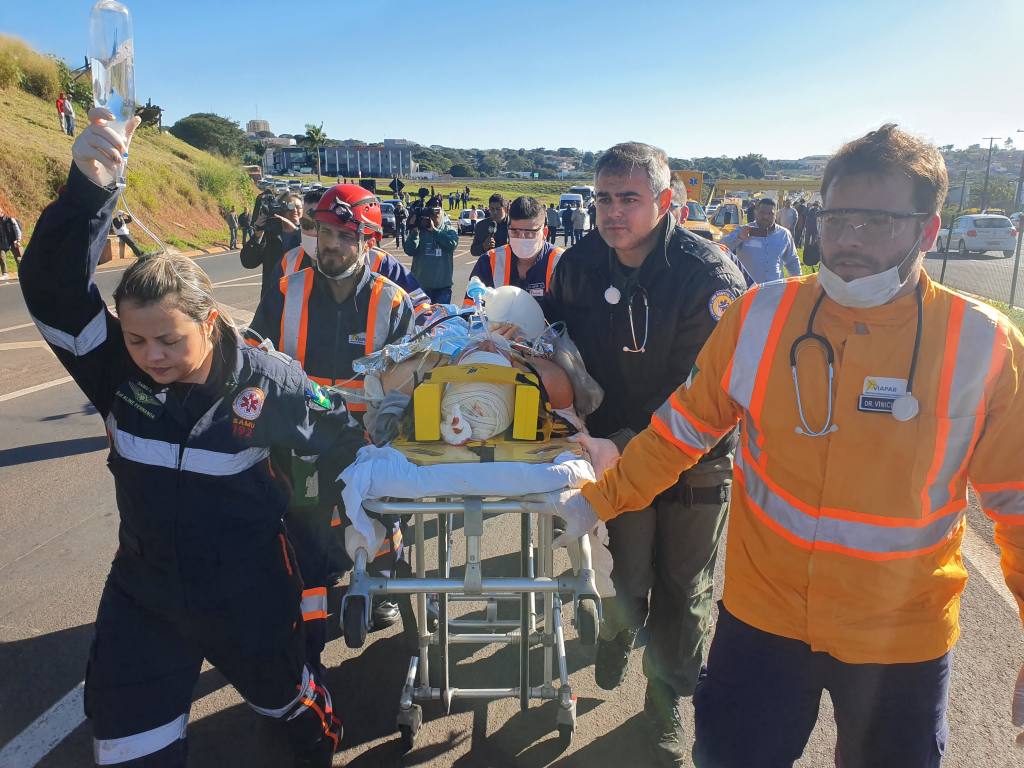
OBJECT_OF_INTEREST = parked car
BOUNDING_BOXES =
[938,214,1018,257]
[458,209,480,235]
[380,203,396,235]
[710,197,747,236]
[674,200,720,241]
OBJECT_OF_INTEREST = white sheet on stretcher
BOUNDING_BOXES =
[337,445,615,595]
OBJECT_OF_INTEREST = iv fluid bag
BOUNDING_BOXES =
[89,0,135,138]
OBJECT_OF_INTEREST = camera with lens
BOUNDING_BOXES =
[253,192,297,236]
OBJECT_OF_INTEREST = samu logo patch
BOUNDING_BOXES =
[232,387,266,420]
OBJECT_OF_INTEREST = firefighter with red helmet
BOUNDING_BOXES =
[275,189,431,317]
[249,184,414,672]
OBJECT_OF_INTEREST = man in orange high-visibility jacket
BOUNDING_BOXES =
[249,184,414,673]
[463,195,563,318]
[530,124,1024,767]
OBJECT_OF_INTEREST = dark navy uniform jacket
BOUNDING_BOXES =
[20,165,362,611]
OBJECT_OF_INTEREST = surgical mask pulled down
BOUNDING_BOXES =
[305,232,362,282]
[818,232,923,309]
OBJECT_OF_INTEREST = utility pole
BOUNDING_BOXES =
[981,136,1002,211]
[1016,129,1024,212]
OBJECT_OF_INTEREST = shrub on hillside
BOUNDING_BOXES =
[0,35,59,100]
[0,56,20,89]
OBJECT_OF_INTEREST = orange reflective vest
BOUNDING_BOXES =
[463,244,565,307]
[278,268,407,411]
[490,243,564,291]
[280,245,306,277]
[582,272,1024,664]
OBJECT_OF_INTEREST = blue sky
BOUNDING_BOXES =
[3,0,1022,158]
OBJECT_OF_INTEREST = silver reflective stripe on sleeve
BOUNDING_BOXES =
[491,246,510,288]
[281,271,308,360]
[105,413,179,470]
[727,282,788,410]
[33,308,107,357]
[179,446,271,476]
[247,665,313,719]
[94,713,188,764]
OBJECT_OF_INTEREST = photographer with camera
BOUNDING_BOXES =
[470,193,509,257]
[403,195,459,304]
[240,190,302,296]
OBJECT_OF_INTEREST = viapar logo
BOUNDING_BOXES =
[865,379,900,395]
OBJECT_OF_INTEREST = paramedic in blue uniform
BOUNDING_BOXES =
[19,108,358,767]
[463,195,564,317]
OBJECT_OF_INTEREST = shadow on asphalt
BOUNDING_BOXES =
[0,435,108,467]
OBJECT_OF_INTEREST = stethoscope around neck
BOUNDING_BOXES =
[790,283,923,437]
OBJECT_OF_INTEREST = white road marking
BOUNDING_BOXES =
[0,680,227,768]
[0,341,50,351]
[0,377,74,403]
[215,281,262,289]
[0,321,35,335]
[963,519,1018,611]
[0,683,85,768]
[211,274,259,287]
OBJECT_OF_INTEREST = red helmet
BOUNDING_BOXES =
[313,184,383,242]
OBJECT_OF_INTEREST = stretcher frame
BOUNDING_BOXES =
[339,494,602,750]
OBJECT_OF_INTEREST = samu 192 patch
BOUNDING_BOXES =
[708,290,735,322]
[232,387,265,420]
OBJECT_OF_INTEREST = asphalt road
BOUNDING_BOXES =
[0,239,1022,767]
[923,247,1024,307]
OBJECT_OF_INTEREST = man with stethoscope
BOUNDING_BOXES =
[544,142,746,767]
[529,124,1024,767]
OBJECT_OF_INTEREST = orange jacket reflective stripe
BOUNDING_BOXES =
[582,272,1024,664]
[279,268,314,367]
[280,246,305,277]
[279,270,408,413]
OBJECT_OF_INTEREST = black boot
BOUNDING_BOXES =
[371,598,401,630]
[594,627,638,690]
[643,678,685,767]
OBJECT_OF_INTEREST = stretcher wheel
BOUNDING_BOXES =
[342,597,367,648]
[399,723,416,752]
[557,722,575,748]
[575,598,599,647]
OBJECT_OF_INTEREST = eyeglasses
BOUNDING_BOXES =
[508,224,545,239]
[818,208,930,244]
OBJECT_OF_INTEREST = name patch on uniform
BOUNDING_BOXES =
[232,387,266,420]
[114,380,163,419]
[708,290,735,322]
[857,376,907,413]
[348,332,367,346]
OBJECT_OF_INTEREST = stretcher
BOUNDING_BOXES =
[337,450,601,750]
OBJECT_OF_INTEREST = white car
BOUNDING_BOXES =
[458,209,482,235]
[938,214,1018,257]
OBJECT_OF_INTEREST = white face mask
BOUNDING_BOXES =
[300,233,318,258]
[818,232,922,309]
[509,236,543,260]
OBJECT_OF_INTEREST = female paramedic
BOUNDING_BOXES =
[19,108,361,767]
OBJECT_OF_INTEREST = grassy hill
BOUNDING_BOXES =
[0,85,256,270]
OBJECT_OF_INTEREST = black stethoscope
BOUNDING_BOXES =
[790,283,923,436]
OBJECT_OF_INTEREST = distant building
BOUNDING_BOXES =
[267,145,417,176]
[247,119,271,134]
[384,138,416,148]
